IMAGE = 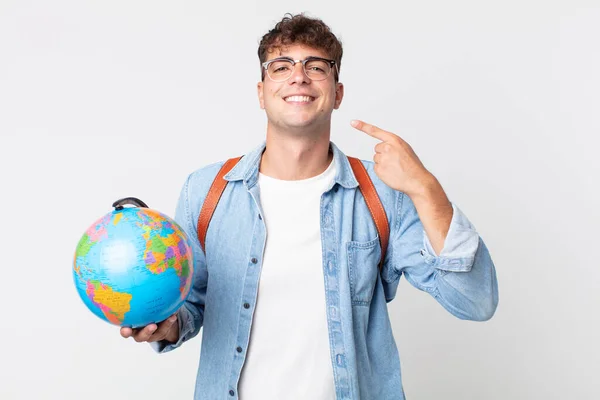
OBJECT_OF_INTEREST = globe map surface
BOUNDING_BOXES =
[73,207,194,328]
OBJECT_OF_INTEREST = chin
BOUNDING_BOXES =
[283,121,319,132]
[283,114,320,127]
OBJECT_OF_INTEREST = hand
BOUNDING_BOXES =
[351,120,434,198]
[120,313,179,344]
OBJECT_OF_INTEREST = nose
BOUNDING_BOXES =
[288,61,310,84]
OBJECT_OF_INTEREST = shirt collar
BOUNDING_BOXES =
[223,141,359,189]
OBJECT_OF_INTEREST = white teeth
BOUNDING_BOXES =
[285,95,313,102]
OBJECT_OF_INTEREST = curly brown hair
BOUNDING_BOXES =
[258,13,343,82]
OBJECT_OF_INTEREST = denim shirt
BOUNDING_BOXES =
[152,141,499,400]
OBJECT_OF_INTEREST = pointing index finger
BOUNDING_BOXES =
[351,120,393,141]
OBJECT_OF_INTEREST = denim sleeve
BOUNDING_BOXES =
[422,203,480,262]
[389,192,499,321]
[150,174,208,353]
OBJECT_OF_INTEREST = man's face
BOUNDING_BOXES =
[257,44,344,132]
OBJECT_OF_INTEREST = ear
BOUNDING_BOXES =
[333,82,344,110]
[257,81,265,109]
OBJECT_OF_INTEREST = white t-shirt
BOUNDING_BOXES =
[237,158,337,400]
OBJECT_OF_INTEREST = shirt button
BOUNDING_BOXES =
[244,303,250,309]
[258,214,262,220]
[251,257,258,264]
[229,390,235,396]
[236,346,243,353]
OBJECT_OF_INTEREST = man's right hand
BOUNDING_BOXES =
[120,313,179,344]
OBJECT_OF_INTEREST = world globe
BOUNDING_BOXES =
[73,197,194,328]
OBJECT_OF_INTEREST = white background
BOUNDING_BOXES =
[1,0,598,399]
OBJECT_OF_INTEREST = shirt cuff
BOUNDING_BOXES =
[149,304,195,353]
[421,203,480,272]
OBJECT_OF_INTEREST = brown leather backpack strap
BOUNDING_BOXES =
[197,156,242,253]
[347,157,390,271]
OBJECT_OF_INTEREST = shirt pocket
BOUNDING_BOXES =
[347,237,381,306]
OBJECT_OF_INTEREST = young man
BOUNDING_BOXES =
[121,13,498,400]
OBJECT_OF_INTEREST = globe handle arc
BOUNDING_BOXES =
[112,197,149,211]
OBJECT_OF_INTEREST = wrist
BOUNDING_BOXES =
[165,324,180,344]
[411,173,442,202]
[411,174,452,214]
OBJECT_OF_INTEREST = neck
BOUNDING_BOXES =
[260,124,333,180]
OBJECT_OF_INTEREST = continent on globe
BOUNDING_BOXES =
[75,213,111,259]
[86,280,133,325]
[138,209,193,297]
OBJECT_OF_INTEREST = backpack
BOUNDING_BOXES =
[196,156,389,271]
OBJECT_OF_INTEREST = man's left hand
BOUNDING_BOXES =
[351,119,434,198]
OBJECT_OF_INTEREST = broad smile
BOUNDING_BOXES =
[283,95,316,104]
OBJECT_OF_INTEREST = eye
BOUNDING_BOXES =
[305,60,330,75]
[269,60,293,74]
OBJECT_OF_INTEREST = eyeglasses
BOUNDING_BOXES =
[262,56,338,82]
